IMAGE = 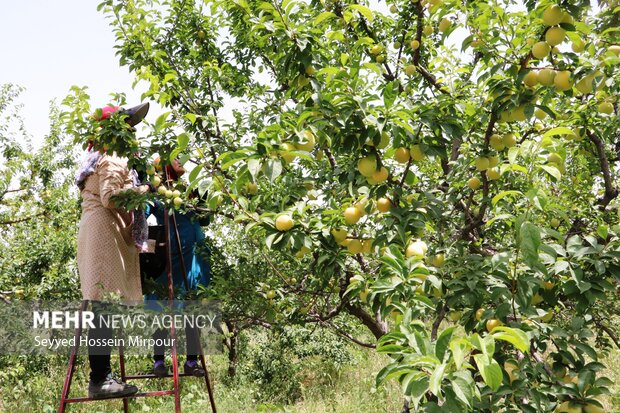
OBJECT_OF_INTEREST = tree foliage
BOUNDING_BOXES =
[62,0,620,410]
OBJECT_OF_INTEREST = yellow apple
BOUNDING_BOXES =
[165,189,174,198]
[151,175,161,187]
[406,240,428,258]
[410,39,420,50]
[305,66,316,76]
[439,18,451,33]
[475,308,485,321]
[296,130,316,151]
[490,134,505,151]
[377,132,390,149]
[430,253,445,267]
[357,155,377,177]
[344,206,363,225]
[487,167,501,180]
[523,71,538,87]
[475,156,490,171]
[295,246,311,258]
[372,167,389,183]
[362,238,373,254]
[502,133,517,147]
[173,197,183,207]
[391,147,409,163]
[554,70,572,91]
[423,25,433,36]
[571,39,585,53]
[280,142,297,164]
[275,214,294,231]
[172,189,181,198]
[447,311,462,322]
[331,228,348,243]
[347,239,363,254]
[609,45,620,55]
[486,318,502,332]
[377,197,392,213]
[532,41,551,59]
[410,145,425,161]
[583,402,604,413]
[266,290,276,299]
[467,176,481,190]
[405,64,416,76]
[538,68,557,86]
[157,185,167,196]
[599,101,614,114]
[535,108,548,120]
[547,153,563,164]
[543,5,564,26]
[370,44,383,55]
[546,27,566,46]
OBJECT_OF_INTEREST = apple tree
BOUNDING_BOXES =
[66,0,620,411]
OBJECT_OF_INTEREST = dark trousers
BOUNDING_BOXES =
[88,301,113,382]
[152,326,200,361]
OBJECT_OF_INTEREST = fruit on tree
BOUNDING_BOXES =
[357,155,377,177]
[490,134,505,151]
[410,39,420,50]
[475,156,490,171]
[275,214,294,231]
[543,5,564,26]
[608,45,620,55]
[555,401,582,413]
[430,253,445,267]
[583,402,605,413]
[532,41,551,59]
[410,145,425,161]
[395,147,411,163]
[372,166,389,183]
[535,108,547,120]
[423,25,433,36]
[297,130,316,151]
[487,167,501,180]
[305,66,316,76]
[502,133,517,147]
[523,71,538,87]
[438,18,451,33]
[172,189,181,198]
[331,228,348,243]
[165,189,174,198]
[245,182,258,194]
[344,206,363,225]
[571,39,585,53]
[370,44,383,55]
[545,27,566,46]
[504,360,519,383]
[598,101,614,114]
[347,239,363,254]
[362,238,373,254]
[550,218,561,228]
[377,197,392,213]
[475,308,485,321]
[447,311,462,322]
[280,142,297,164]
[266,290,276,299]
[547,153,563,164]
[467,176,481,190]
[538,68,557,86]
[173,197,183,207]
[151,175,161,187]
[486,318,502,332]
[405,64,416,76]
[406,240,428,258]
[554,70,572,91]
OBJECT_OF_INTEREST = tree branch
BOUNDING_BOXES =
[587,130,618,208]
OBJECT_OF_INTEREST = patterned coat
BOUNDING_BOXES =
[77,154,148,302]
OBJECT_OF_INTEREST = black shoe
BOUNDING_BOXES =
[88,373,139,399]
[184,360,205,377]
[153,360,168,377]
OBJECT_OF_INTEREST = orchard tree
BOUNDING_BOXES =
[64,0,620,411]
[0,84,80,301]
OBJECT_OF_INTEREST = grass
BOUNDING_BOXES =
[1,345,619,412]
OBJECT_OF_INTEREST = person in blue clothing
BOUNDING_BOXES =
[144,158,211,377]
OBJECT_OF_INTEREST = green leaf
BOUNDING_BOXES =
[435,326,455,362]
[542,127,576,139]
[429,363,447,396]
[473,354,503,391]
[264,159,282,182]
[177,132,190,149]
[450,376,473,408]
[520,222,542,271]
[540,164,562,180]
[314,11,336,25]
[348,4,373,22]
[247,158,262,179]
[491,327,530,353]
[492,190,523,206]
